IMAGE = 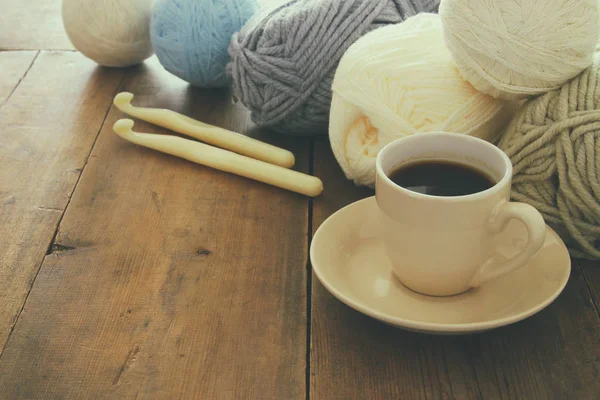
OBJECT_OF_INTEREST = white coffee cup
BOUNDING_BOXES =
[375,132,546,297]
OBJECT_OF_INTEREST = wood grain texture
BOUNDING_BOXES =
[467,261,600,400]
[0,51,37,105]
[580,260,600,318]
[0,0,73,50]
[309,138,600,400]
[0,58,309,400]
[0,51,124,352]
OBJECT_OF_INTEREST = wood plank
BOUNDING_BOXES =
[0,51,37,105]
[0,0,73,50]
[0,51,124,352]
[0,57,309,399]
[310,138,600,400]
[580,259,600,317]
[469,260,600,400]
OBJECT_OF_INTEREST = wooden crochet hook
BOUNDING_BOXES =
[113,119,323,197]
[113,92,295,168]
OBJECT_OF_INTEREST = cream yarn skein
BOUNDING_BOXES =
[439,0,600,100]
[62,0,154,67]
[329,13,513,187]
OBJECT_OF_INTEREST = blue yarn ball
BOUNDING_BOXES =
[151,0,258,88]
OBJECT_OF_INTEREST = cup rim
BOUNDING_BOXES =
[375,132,512,202]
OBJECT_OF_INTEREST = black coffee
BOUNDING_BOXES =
[388,160,495,197]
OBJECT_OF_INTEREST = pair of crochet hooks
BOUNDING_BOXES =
[112,92,323,197]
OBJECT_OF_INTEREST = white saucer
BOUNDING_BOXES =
[310,197,571,334]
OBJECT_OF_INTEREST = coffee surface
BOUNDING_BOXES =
[388,160,495,197]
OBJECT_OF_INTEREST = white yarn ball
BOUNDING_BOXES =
[329,13,514,188]
[439,0,600,100]
[62,0,154,67]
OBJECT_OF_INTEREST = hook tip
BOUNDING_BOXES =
[114,92,134,108]
[113,118,135,135]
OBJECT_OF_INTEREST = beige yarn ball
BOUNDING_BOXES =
[329,13,514,187]
[498,53,600,259]
[62,0,154,68]
[439,0,600,100]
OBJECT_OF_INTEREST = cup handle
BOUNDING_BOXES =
[468,202,546,288]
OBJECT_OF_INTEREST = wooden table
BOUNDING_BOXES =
[1,2,599,399]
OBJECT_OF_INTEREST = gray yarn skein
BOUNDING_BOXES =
[227,0,440,136]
